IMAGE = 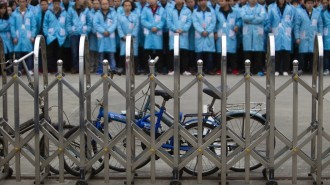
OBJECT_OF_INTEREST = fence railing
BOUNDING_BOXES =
[0,33,328,185]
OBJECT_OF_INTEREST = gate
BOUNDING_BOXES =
[0,33,329,185]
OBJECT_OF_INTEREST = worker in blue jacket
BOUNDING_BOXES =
[10,0,37,75]
[66,0,92,73]
[36,0,49,37]
[135,0,148,74]
[93,0,118,74]
[240,0,267,76]
[215,0,241,75]
[268,0,295,76]
[192,0,216,75]
[294,0,323,74]
[0,2,14,62]
[167,0,192,75]
[141,0,166,74]
[88,0,100,73]
[117,0,139,73]
[186,0,197,73]
[43,0,68,72]
[322,0,330,75]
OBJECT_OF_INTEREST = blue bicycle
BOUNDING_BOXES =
[63,84,268,177]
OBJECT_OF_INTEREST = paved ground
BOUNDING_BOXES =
[1,73,330,185]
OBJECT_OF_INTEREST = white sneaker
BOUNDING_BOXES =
[28,70,34,76]
[275,72,279,76]
[183,71,191,76]
[168,71,174,75]
[323,69,330,76]
[283,72,289,76]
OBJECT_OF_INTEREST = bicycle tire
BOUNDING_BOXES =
[98,119,148,172]
[62,119,147,175]
[63,126,103,176]
[182,122,220,176]
[39,124,75,175]
[226,112,269,172]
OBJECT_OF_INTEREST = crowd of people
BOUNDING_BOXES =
[0,0,329,76]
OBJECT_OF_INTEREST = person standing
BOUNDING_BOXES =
[240,0,267,76]
[268,0,295,76]
[294,0,323,74]
[141,0,166,74]
[93,0,118,74]
[117,0,139,73]
[192,0,216,75]
[10,0,36,75]
[43,0,68,72]
[186,0,197,74]
[66,0,92,73]
[0,2,13,63]
[215,0,241,75]
[88,0,100,73]
[167,0,192,75]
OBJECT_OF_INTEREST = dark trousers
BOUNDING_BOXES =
[47,39,62,72]
[162,32,169,73]
[188,50,196,73]
[298,53,313,72]
[119,56,138,73]
[168,49,189,73]
[196,52,213,73]
[324,50,330,71]
[275,50,291,74]
[214,53,238,72]
[244,51,264,74]
[3,53,13,74]
[70,35,80,70]
[144,49,163,73]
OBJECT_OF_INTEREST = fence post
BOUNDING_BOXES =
[125,34,135,185]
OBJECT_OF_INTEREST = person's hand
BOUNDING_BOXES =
[30,37,34,43]
[234,26,239,33]
[151,27,158,32]
[202,31,208,37]
[296,39,300,45]
[176,29,182,34]
[13,38,18,45]
[103,31,110,37]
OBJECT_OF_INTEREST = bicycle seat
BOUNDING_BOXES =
[155,90,172,101]
[203,85,230,99]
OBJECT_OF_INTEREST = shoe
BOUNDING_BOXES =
[28,70,34,76]
[323,69,330,76]
[275,71,279,76]
[216,69,221,75]
[232,69,239,75]
[283,71,289,76]
[257,71,264,76]
[207,71,216,75]
[168,71,174,75]
[183,71,191,75]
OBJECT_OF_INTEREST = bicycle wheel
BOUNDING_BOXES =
[63,126,103,176]
[226,112,267,172]
[104,119,147,172]
[63,120,146,175]
[39,124,75,175]
[182,122,220,176]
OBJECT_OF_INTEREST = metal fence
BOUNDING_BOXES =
[0,33,329,185]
